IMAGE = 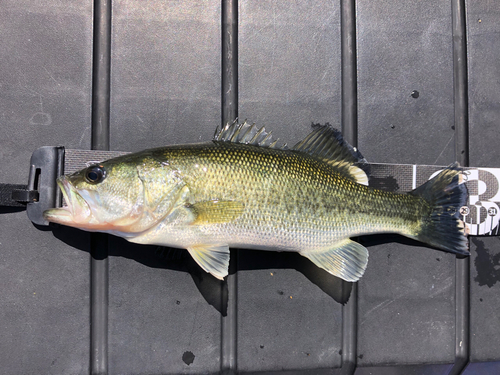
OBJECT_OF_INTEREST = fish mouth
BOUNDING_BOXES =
[43,177,92,226]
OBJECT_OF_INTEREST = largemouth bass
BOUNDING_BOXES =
[44,122,469,282]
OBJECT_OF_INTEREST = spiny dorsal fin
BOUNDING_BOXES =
[292,123,370,185]
[213,120,287,149]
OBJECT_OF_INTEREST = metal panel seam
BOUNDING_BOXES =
[221,0,239,373]
[340,0,358,374]
[90,0,112,374]
[450,0,470,374]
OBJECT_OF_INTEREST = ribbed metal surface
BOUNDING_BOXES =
[3,1,500,374]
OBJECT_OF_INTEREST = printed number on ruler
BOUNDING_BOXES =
[429,168,500,236]
[462,169,500,236]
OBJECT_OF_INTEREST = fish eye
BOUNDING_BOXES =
[85,165,106,184]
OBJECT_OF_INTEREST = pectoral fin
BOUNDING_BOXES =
[190,200,244,225]
[300,239,369,282]
[187,244,230,280]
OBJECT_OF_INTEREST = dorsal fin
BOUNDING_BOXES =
[213,120,287,149]
[213,121,369,185]
[292,123,370,185]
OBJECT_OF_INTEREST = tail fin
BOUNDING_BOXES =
[409,163,469,256]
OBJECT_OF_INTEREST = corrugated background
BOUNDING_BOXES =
[1,1,499,374]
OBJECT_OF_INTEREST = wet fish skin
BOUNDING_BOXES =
[43,122,469,281]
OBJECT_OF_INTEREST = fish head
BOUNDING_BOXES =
[43,156,183,234]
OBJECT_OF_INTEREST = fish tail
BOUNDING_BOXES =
[409,163,469,256]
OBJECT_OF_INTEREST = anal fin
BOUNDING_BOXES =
[300,239,369,282]
[187,244,230,280]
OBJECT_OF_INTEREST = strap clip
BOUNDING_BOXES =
[24,146,65,225]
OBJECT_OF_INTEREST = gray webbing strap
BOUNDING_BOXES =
[64,149,130,174]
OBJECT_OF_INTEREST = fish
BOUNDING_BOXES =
[43,121,469,282]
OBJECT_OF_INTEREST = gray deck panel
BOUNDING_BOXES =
[356,0,457,366]
[0,2,93,374]
[357,0,456,166]
[108,1,222,373]
[467,0,500,364]
[239,0,342,146]
[109,0,221,152]
[237,265,343,372]
[108,240,221,374]
[238,1,343,371]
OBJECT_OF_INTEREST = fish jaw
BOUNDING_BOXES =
[43,177,93,228]
[43,176,148,234]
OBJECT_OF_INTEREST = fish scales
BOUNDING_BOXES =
[149,142,423,249]
[43,122,469,282]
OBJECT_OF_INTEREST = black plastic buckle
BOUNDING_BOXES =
[25,146,65,226]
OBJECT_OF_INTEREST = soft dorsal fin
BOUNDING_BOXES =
[292,123,370,185]
[213,120,287,149]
